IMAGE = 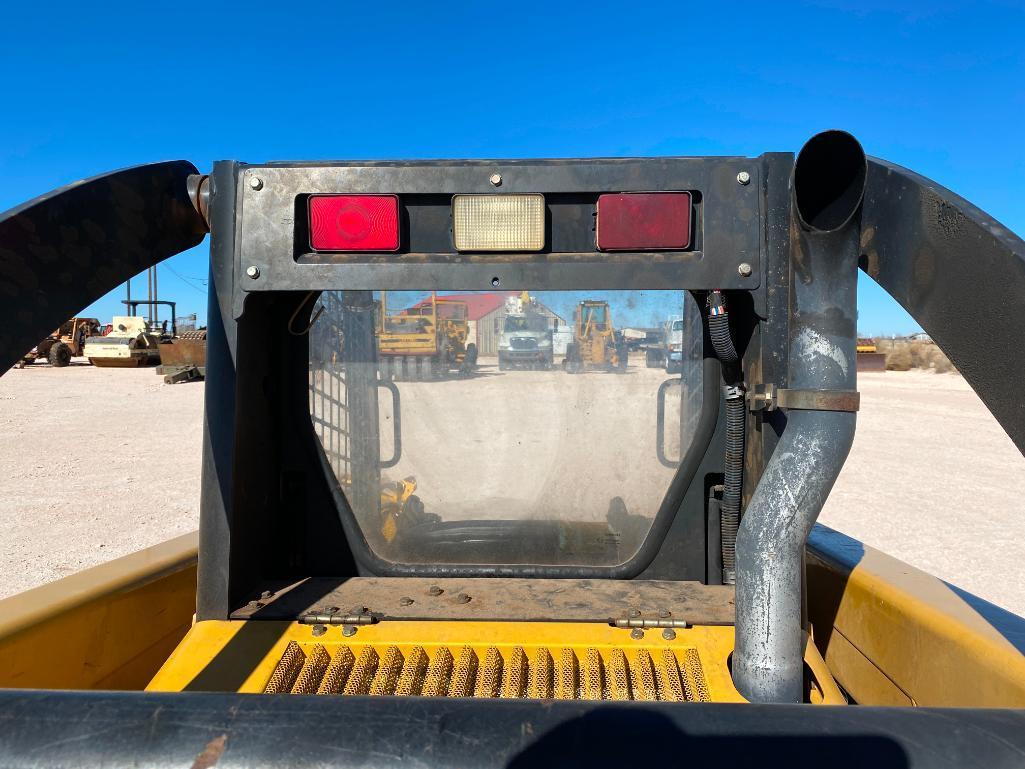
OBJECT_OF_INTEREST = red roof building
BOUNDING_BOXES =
[407,292,512,321]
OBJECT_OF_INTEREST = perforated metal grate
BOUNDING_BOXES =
[263,641,710,702]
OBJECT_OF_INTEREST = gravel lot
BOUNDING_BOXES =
[2,360,1024,615]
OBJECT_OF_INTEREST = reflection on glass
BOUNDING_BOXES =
[309,290,704,568]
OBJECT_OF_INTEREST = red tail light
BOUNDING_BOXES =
[309,195,400,251]
[596,192,692,251]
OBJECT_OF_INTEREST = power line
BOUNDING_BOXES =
[164,264,208,294]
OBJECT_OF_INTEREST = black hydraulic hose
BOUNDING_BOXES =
[708,292,738,366]
[708,290,744,584]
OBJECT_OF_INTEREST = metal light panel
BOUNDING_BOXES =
[452,194,545,251]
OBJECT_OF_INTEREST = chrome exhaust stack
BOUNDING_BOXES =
[733,131,866,703]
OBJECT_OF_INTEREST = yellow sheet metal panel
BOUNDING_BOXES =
[820,629,914,707]
[148,619,844,704]
[0,532,198,690]
[808,524,1025,707]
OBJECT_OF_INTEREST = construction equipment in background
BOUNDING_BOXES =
[857,337,887,372]
[84,316,162,367]
[85,299,178,368]
[122,299,177,337]
[17,317,100,368]
[377,291,478,380]
[498,291,554,370]
[157,329,207,384]
[563,299,628,373]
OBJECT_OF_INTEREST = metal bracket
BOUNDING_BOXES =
[747,384,860,413]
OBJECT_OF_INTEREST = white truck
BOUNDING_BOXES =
[498,292,554,370]
[663,315,684,373]
[641,316,684,372]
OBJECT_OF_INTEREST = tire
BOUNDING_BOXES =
[564,343,582,374]
[616,342,629,372]
[460,343,478,376]
[645,348,662,368]
[431,354,446,379]
[48,342,72,367]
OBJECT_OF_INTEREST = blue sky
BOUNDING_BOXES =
[1,1,1022,335]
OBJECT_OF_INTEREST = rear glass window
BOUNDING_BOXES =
[309,290,704,567]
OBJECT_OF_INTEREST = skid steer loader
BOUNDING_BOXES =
[2,132,1025,767]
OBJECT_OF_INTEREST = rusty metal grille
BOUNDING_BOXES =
[263,641,710,702]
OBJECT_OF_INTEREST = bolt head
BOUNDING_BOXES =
[489,173,502,186]
[428,586,443,596]
[662,628,677,641]
[736,171,751,186]
[312,624,327,637]
[658,609,671,619]
[629,609,641,618]
[249,176,264,190]
[341,625,357,637]
[246,265,260,279]
[457,593,472,604]
[630,628,645,640]
[738,262,753,278]
[399,597,414,607]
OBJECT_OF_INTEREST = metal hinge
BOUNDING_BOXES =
[747,383,860,413]
[300,611,379,626]
[612,617,690,629]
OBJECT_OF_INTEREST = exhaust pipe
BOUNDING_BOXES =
[732,131,866,703]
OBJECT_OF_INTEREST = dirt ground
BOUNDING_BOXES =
[2,359,1025,616]
[0,360,203,595]
[820,370,1025,615]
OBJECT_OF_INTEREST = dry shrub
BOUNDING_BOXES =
[909,342,931,368]
[879,339,956,373]
[922,344,956,373]
[885,342,913,371]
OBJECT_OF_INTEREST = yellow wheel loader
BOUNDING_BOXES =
[563,299,629,373]
[2,133,1025,766]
